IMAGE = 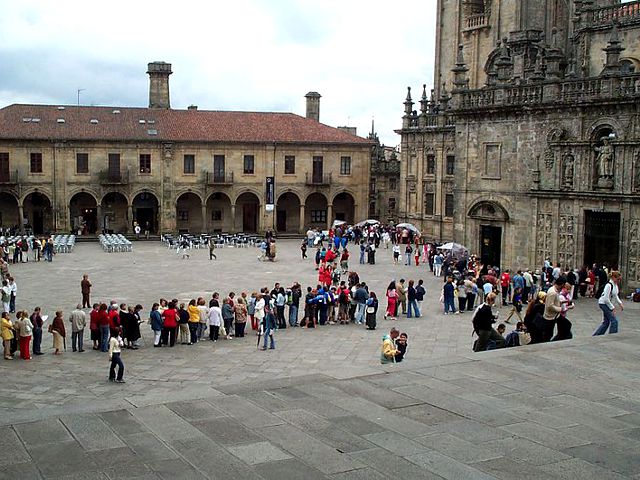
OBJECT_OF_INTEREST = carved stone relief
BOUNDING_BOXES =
[558,203,575,268]
[561,154,575,190]
[536,212,553,266]
[628,220,640,282]
[544,149,555,170]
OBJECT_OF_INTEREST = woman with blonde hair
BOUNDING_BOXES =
[234,296,248,338]
[1,312,14,360]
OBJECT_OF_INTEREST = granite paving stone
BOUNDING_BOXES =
[0,241,639,479]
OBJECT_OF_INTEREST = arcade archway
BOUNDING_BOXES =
[0,192,19,231]
[276,192,301,233]
[176,192,203,233]
[133,192,159,234]
[333,192,355,224]
[235,192,260,232]
[69,192,98,234]
[101,192,129,233]
[206,192,232,233]
[24,192,52,234]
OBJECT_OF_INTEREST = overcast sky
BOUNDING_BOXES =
[0,0,436,147]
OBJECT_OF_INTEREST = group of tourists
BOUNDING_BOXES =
[0,237,56,264]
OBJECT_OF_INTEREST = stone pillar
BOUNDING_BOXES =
[299,204,305,233]
[97,204,103,232]
[18,205,24,233]
[231,204,236,232]
[127,205,133,232]
[201,203,207,233]
[327,204,333,230]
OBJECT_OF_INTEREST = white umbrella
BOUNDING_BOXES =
[438,242,468,256]
[396,222,421,234]
[355,219,380,227]
[332,220,347,228]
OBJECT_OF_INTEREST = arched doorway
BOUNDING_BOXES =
[206,192,232,233]
[133,191,159,234]
[69,192,98,234]
[306,192,328,229]
[101,192,129,233]
[276,192,301,233]
[468,201,509,268]
[235,192,260,232]
[333,192,355,224]
[24,192,53,234]
[0,192,19,231]
[176,192,203,233]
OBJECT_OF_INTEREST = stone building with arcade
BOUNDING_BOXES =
[0,62,371,236]
[397,0,640,288]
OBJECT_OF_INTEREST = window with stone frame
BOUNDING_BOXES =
[211,210,222,221]
[183,154,195,174]
[424,193,435,215]
[30,152,43,173]
[139,154,151,174]
[388,197,396,211]
[445,193,455,217]
[284,155,295,174]
[426,155,436,175]
[446,155,455,176]
[311,209,327,223]
[340,156,351,175]
[243,155,255,175]
[389,177,397,191]
[178,210,189,221]
[76,153,89,174]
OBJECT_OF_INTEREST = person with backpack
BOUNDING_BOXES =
[593,271,624,335]
[337,283,350,324]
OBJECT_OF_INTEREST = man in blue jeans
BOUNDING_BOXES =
[288,283,301,327]
[593,271,623,335]
[353,283,368,324]
[407,280,421,318]
[260,307,276,350]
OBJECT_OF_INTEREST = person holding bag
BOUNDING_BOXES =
[50,310,66,355]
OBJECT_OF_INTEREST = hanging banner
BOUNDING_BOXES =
[265,176,275,210]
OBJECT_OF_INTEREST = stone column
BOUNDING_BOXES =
[327,204,333,230]
[97,204,103,232]
[231,204,236,232]
[18,205,24,233]
[299,204,305,233]
[201,203,207,233]
[127,204,133,232]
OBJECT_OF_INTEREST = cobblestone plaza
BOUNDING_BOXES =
[0,240,639,479]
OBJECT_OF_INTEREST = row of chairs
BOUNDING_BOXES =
[52,234,76,253]
[161,233,262,250]
[99,233,133,253]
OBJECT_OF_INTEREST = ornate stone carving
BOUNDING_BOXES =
[547,128,566,143]
[595,137,614,189]
[162,143,173,160]
[558,205,575,268]
[536,213,553,265]
[423,182,434,193]
[407,179,417,192]
[633,152,640,192]
[561,154,575,190]
[544,149,555,170]
[628,220,640,282]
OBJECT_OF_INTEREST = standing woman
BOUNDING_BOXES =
[275,288,286,329]
[187,299,199,344]
[1,312,14,359]
[15,310,33,360]
[161,301,178,347]
[30,307,44,355]
[384,281,398,320]
[247,292,257,331]
[149,303,163,347]
[594,270,624,335]
[365,292,379,330]
[50,310,66,355]
[89,304,100,350]
[254,293,265,333]
[234,296,248,338]
[177,303,190,345]
[108,327,125,383]
[221,297,235,340]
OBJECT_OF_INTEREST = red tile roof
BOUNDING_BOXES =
[0,104,372,146]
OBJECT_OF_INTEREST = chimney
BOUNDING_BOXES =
[305,91,321,122]
[147,61,172,109]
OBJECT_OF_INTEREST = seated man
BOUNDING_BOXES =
[395,332,408,362]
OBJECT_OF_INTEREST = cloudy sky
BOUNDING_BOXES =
[0,0,436,147]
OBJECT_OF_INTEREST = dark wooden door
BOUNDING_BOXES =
[108,154,120,179]
[312,156,323,183]
[480,225,502,268]
[0,153,9,182]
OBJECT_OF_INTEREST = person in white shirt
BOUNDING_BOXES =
[207,304,222,341]
[108,328,125,383]
[593,270,623,335]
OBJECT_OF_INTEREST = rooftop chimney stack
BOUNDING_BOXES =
[305,91,321,122]
[147,61,172,109]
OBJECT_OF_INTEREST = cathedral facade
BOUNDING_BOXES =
[398,0,640,289]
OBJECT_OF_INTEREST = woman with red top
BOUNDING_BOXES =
[161,301,178,347]
[96,304,110,352]
[89,303,100,350]
[108,306,120,337]
[385,281,398,320]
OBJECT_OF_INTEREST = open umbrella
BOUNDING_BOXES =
[396,222,421,235]
[332,220,347,228]
[438,242,468,256]
[355,219,380,228]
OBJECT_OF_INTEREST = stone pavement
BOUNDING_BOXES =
[1,240,639,479]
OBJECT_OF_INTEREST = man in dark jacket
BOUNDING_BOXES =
[472,293,505,351]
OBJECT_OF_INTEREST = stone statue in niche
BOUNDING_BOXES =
[634,153,640,191]
[595,137,614,188]
[561,154,574,190]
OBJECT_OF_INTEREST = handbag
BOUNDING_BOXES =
[366,306,375,314]
[220,325,227,337]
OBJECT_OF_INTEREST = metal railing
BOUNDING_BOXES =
[98,168,129,185]
[206,171,234,185]
[305,173,332,186]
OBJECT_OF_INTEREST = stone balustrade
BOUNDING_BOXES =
[587,0,640,27]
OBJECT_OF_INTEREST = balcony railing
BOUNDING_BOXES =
[464,13,489,31]
[305,173,332,186]
[0,170,18,185]
[98,168,129,185]
[206,171,234,185]
[587,1,640,27]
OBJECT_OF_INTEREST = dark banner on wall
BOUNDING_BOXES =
[266,176,275,205]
